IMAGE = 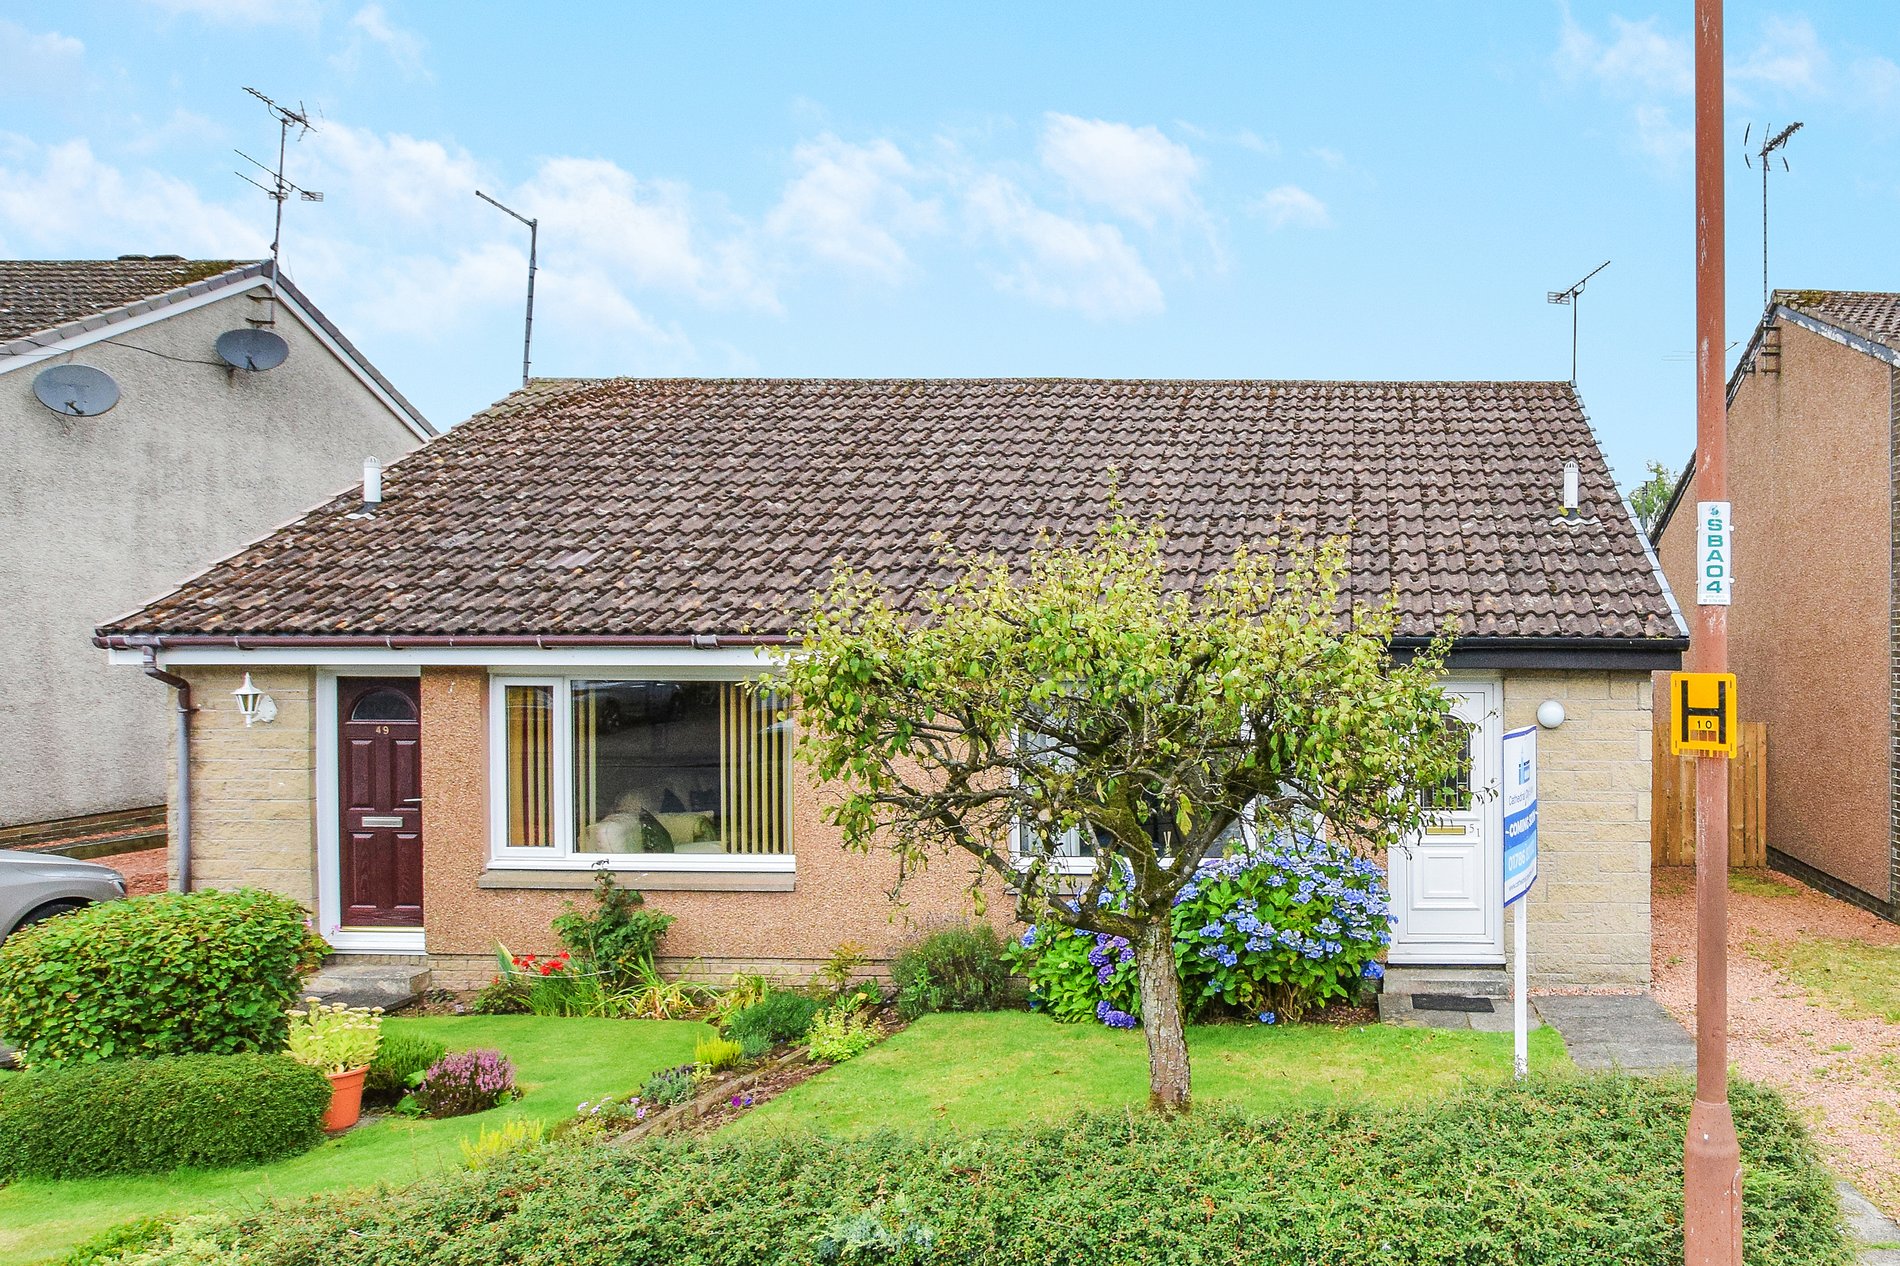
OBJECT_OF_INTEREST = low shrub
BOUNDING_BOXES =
[0,1053,330,1179]
[723,990,821,1049]
[695,1034,746,1071]
[891,923,1010,1019]
[0,888,327,1066]
[460,1118,544,1170]
[111,1078,1848,1266]
[639,1064,697,1108]
[364,1031,447,1106]
[1006,835,1390,1026]
[805,1007,882,1063]
[810,941,871,1000]
[470,974,531,1015]
[410,1049,516,1119]
[550,872,675,991]
[285,999,382,1073]
[45,1217,173,1266]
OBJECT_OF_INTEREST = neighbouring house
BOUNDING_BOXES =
[1655,289,1900,919]
[98,378,1683,990]
[0,257,434,849]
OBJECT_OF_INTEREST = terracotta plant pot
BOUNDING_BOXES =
[322,1066,369,1132]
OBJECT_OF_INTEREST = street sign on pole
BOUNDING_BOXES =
[1502,725,1538,1081]
[1671,672,1739,756]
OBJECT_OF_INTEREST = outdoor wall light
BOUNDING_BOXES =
[233,673,278,727]
[1536,699,1567,730]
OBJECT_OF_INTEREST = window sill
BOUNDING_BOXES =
[477,867,796,893]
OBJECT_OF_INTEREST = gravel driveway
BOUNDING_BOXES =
[1653,867,1900,1217]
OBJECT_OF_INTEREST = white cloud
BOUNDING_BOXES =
[0,21,85,100]
[0,137,263,258]
[516,157,776,311]
[334,4,432,81]
[1556,11,1690,97]
[1253,184,1330,230]
[964,175,1162,320]
[1731,16,1829,95]
[1308,146,1348,171]
[1632,104,1692,165]
[304,123,484,223]
[1038,114,1202,227]
[765,134,940,282]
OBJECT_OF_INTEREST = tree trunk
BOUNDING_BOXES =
[1134,920,1191,1114]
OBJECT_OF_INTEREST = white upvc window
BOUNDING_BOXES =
[487,673,794,872]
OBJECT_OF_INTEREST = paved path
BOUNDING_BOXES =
[1532,994,1696,1074]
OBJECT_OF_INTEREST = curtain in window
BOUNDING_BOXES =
[720,683,789,854]
[506,684,555,847]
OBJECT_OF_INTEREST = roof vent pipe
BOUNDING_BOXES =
[1561,459,1580,516]
[362,456,383,506]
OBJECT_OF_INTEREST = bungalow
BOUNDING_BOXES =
[98,378,1682,991]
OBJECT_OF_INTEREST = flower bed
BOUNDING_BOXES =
[1009,834,1391,1026]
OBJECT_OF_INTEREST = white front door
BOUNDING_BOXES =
[1387,681,1503,964]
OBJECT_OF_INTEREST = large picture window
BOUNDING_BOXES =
[491,676,792,867]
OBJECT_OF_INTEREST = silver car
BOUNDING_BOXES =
[0,850,127,942]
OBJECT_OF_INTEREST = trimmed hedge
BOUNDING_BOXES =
[94,1076,1848,1265]
[0,1053,332,1179]
[0,888,327,1066]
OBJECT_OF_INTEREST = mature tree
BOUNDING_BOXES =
[782,517,1465,1113]
[1627,459,1680,536]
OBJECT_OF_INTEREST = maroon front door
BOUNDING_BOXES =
[339,678,423,927]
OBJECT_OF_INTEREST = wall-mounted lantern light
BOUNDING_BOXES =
[1536,699,1567,730]
[233,672,278,727]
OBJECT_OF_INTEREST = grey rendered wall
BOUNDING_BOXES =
[0,284,423,827]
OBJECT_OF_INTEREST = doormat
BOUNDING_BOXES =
[1410,994,1496,1013]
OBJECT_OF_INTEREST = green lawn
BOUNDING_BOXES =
[728,1010,1570,1135]
[1752,935,1900,1022]
[0,1015,709,1266]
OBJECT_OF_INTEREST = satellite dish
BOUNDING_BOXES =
[32,364,120,417]
[215,328,290,371]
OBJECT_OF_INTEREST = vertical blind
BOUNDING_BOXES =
[720,683,790,854]
[505,684,555,847]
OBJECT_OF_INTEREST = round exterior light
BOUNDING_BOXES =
[1536,699,1567,730]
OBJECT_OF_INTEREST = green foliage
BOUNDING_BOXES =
[724,990,821,1050]
[0,1054,329,1179]
[891,923,1010,1019]
[1008,837,1391,1025]
[45,1217,173,1266]
[694,1034,746,1071]
[704,972,773,1026]
[107,1078,1848,1266]
[550,871,675,990]
[470,974,532,1015]
[459,1118,544,1171]
[639,1064,697,1108]
[364,1030,446,1106]
[805,1007,883,1063]
[0,888,327,1067]
[1627,458,1679,535]
[285,999,383,1073]
[782,514,1464,1106]
[810,941,872,999]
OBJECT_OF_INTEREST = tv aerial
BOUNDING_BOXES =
[1744,121,1803,307]
[234,86,324,330]
[1546,260,1610,385]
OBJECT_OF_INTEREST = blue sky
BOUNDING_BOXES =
[5,2,1898,487]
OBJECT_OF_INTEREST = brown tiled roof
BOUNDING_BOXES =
[1776,289,1900,356]
[0,258,256,342]
[101,378,1682,644]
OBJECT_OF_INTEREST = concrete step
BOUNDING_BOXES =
[1381,965,1512,999]
[304,962,430,1011]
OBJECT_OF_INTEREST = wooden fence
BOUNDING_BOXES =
[1650,672,1767,867]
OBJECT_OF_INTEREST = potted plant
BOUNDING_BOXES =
[286,998,384,1131]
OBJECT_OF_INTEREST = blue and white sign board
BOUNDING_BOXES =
[1500,724,1538,1080]
[1502,725,1539,907]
